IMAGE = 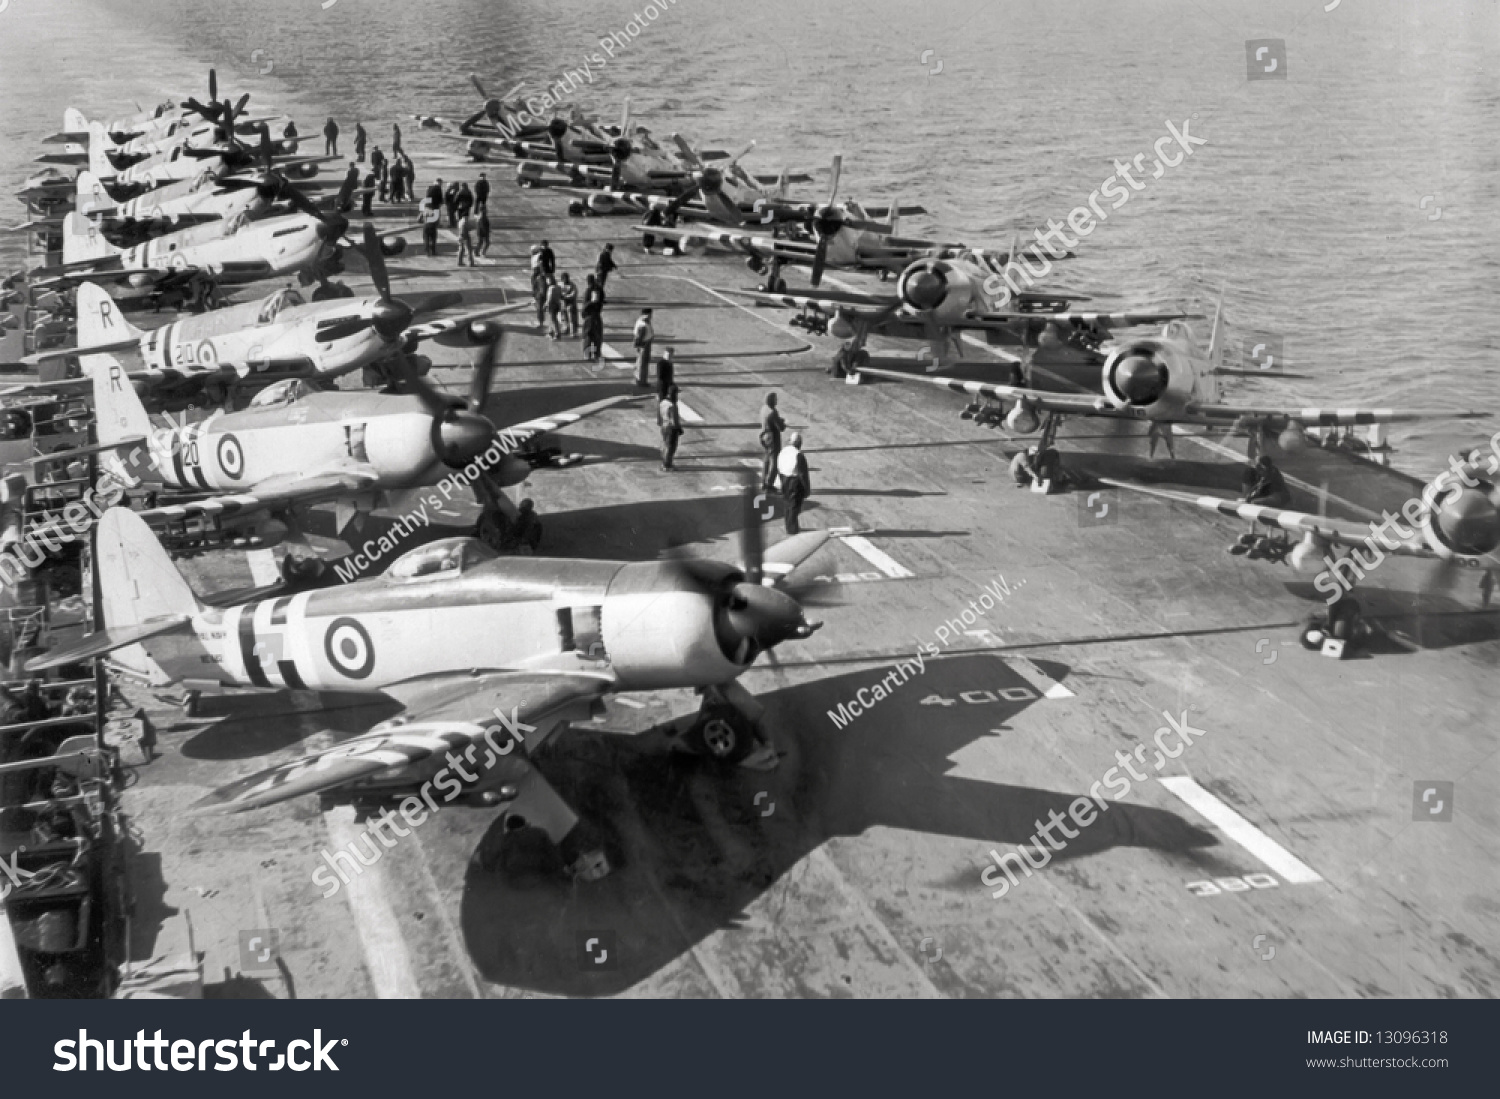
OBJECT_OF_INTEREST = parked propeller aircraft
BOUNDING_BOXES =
[855,299,1485,444]
[724,249,1163,367]
[27,242,519,398]
[557,138,821,228]
[64,306,637,544]
[28,490,829,879]
[1099,451,1500,599]
[645,157,1023,290]
[34,183,350,303]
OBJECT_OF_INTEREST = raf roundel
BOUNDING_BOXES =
[217,433,245,480]
[324,617,375,679]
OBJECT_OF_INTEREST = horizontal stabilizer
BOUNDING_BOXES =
[25,615,193,673]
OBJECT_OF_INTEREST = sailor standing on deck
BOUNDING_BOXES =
[581,274,605,360]
[595,242,617,294]
[658,385,682,471]
[371,146,387,199]
[559,273,578,335]
[354,122,367,162]
[475,173,490,214]
[631,309,654,388]
[759,392,786,492]
[323,117,340,157]
[777,433,812,535]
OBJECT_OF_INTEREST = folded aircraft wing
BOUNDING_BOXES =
[404,301,534,344]
[859,366,1116,414]
[138,468,380,527]
[1183,403,1489,427]
[193,669,614,812]
[1097,478,1437,558]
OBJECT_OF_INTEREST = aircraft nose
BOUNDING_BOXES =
[1113,353,1168,404]
[725,583,817,652]
[902,267,947,311]
[435,410,495,469]
[372,298,413,342]
[1436,488,1500,556]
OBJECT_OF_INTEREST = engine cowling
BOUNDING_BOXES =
[1099,340,1194,418]
[1420,472,1500,563]
[895,260,975,325]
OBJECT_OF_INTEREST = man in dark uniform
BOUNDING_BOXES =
[595,242,617,294]
[475,172,490,214]
[323,117,340,157]
[758,392,786,492]
[777,432,811,534]
[538,239,556,277]
[353,122,367,162]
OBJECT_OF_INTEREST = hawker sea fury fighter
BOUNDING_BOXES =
[29,500,831,879]
[34,185,351,304]
[1099,452,1500,629]
[74,311,636,546]
[27,235,518,395]
[558,138,820,225]
[725,249,1176,368]
[856,298,1486,447]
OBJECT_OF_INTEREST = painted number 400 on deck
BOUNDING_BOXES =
[920,687,1038,706]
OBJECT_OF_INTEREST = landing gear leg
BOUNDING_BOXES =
[688,680,777,770]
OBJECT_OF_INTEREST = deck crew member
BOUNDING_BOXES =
[559,272,578,335]
[323,117,340,157]
[595,242,617,294]
[353,122,367,162]
[632,309,654,388]
[475,172,490,214]
[759,392,786,492]
[777,432,811,534]
[659,385,683,471]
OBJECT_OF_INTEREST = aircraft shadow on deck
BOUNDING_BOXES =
[456,653,1216,995]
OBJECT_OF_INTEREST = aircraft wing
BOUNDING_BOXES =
[404,301,534,344]
[0,376,98,397]
[859,369,1488,430]
[138,469,380,527]
[493,393,648,446]
[192,670,614,812]
[723,286,902,320]
[967,310,1200,327]
[1097,478,1438,558]
[858,367,1116,414]
[642,223,819,260]
[1183,402,1489,427]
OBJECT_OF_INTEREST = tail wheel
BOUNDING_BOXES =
[690,705,755,763]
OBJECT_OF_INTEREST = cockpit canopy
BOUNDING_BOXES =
[385,538,497,582]
[256,287,305,325]
[247,377,317,407]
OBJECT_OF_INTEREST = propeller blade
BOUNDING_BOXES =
[501,81,526,101]
[671,133,703,169]
[467,327,500,411]
[810,235,829,287]
[362,223,392,301]
[209,68,218,103]
[469,72,489,100]
[827,153,842,205]
[619,96,632,139]
[727,140,756,167]
[389,341,452,419]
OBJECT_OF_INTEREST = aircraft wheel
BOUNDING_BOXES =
[769,277,787,294]
[1300,624,1325,650]
[689,705,756,764]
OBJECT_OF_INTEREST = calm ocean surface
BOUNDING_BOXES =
[2,0,1496,470]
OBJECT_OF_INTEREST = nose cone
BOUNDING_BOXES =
[435,411,494,468]
[1436,488,1500,556]
[699,168,723,195]
[725,583,816,652]
[903,267,947,311]
[1113,353,1168,404]
[611,136,633,162]
[372,298,414,342]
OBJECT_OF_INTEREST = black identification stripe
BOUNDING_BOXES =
[269,596,291,625]
[238,603,271,688]
[277,660,306,690]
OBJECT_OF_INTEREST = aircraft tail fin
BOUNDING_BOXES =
[75,170,115,215]
[98,507,203,626]
[86,121,118,180]
[887,194,902,237]
[777,166,789,200]
[64,107,89,135]
[62,211,119,265]
[79,284,151,447]
[1206,281,1225,372]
